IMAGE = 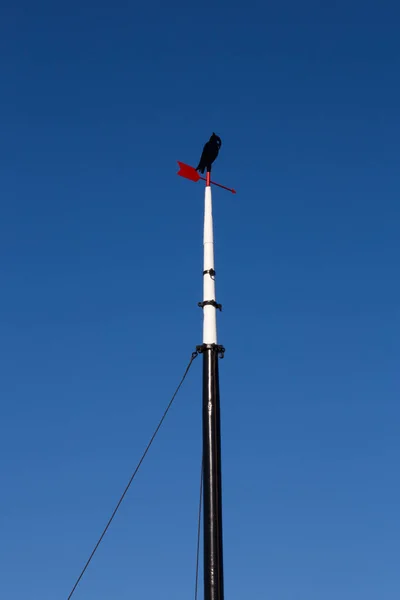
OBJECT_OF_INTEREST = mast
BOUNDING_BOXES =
[200,170,225,600]
[177,154,233,600]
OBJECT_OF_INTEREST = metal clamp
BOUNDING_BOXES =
[198,300,222,311]
[203,268,216,278]
[196,343,226,358]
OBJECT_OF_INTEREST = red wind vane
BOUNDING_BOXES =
[177,162,236,194]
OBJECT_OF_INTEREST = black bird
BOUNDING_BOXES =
[196,133,222,174]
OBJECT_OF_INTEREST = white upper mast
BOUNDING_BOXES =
[202,182,218,345]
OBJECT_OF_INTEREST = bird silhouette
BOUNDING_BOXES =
[196,133,222,174]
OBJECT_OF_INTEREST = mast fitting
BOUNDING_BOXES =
[196,343,226,359]
[198,300,222,311]
[203,269,216,278]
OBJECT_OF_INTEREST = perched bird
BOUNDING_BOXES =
[196,133,222,174]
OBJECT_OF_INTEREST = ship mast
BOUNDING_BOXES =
[199,170,225,600]
[178,156,234,600]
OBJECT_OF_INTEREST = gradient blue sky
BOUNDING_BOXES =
[1,2,399,599]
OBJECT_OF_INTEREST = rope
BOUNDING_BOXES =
[194,455,203,600]
[67,350,199,599]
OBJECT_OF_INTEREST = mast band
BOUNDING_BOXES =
[203,269,216,278]
[198,300,222,311]
[196,343,225,358]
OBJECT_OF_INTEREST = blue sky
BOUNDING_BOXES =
[1,2,399,599]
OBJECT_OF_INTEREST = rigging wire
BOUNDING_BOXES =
[67,350,199,600]
[194,455,203,600]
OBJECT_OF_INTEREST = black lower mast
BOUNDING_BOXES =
[202,344,224,600]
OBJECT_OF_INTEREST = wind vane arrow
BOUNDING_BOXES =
[177,162,236,194]
[177,162,201,183]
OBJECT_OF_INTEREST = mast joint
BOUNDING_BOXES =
[198,300,222,311]
[203,268,216,279]
[196,343,226,358]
